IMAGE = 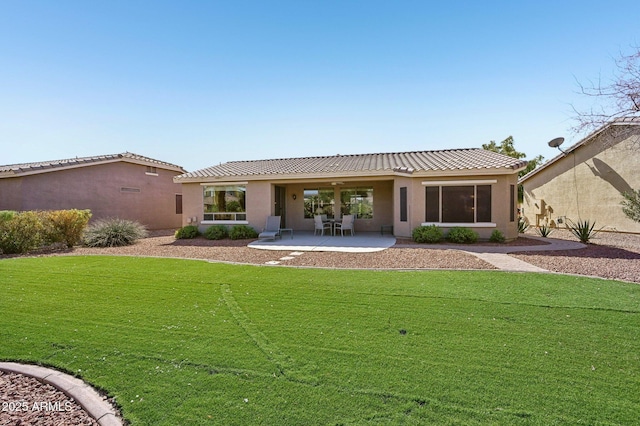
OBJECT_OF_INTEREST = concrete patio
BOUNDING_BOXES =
[248,231,397,253]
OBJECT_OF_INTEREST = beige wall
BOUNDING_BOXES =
[522,131,640,234]
[409,174,519,240]
[183,174,520,240]
[0,162,183,230]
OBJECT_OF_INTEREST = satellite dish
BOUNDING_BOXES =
[548,137,565,148]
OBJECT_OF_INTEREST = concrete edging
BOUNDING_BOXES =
[0,362,123,426]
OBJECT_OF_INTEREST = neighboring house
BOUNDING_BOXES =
[0,152,186,230]
[520,117,640,234]
[174,148,527,240]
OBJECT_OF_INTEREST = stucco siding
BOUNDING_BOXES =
[0,162,183,229]
[522,131,640,234]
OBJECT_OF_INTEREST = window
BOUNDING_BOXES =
[203,185,246,221]
[510,184,515,222]
[175,194,183,215]
[146,166,158,175]
[400,187,407,222]
[340,187,373,219]
[425,184,492,224]
[304,188,334,219]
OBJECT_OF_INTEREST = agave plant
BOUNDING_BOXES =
[536,224,553,238]
[517,217,530,233]
[566,219,601,244]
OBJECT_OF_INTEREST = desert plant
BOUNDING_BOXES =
[229,224,258,240]
[43,209,92,247]
[489,229,506,243]
[536,224,553,238]
[0,211,46,254]
[621,189,640,223]
[517,217,530,233]
[204,225,228,240]
[83,218,148,247]
[567,219,601,244]
[446,227,478,244]
[412,225,443,243]
[174,225,200,239]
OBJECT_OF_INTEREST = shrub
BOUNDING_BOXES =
[204,225,228,240]
[84,218,148,247]
[175,225,200,239]
[536,224,553,238]
[446,227,478,244]
[567,219,601,244]
[621,189,640,223]
[0,211,45,254]
[0,210,16,222]
[43,209,92,247]
[229,225,258,240]
[412,225,443,243]
[489,229,506,243]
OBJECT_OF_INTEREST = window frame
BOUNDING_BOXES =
[201,183,248,224]
[422,180,496,228]
[340,187,374,220]
[303,188,335,219]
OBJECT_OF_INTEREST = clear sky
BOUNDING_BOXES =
[1,1,638,172]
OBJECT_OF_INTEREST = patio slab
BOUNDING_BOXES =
[248,232,396,253]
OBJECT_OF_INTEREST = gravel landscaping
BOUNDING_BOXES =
[512,229,640,283]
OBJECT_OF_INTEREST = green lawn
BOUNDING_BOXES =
[1,256,639,425]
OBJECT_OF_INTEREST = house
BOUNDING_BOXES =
[520,117,640,234]
[174,148,527,240]
[0,152,186,230]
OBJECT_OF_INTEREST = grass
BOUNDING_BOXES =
[1,256,639,425]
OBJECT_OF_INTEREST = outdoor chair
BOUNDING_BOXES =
[258,215,282,241]
[334,214,354,236]
[314,215,332,236]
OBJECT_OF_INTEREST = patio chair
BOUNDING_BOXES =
[258,215,281,241]
[314,215,332,236]
[334,214,354,236]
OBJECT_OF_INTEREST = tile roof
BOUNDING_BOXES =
[176,148,527,181]
[0,152,185,177]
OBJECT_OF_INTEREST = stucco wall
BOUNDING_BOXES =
[182,175,519,240]
[412,174,519,241]
[522,131,640,234]
[0,162,183,230]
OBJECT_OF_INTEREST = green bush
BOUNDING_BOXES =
[204,225,228,240]
[621,189,640,223]
[43,209,92,247]
[412,225,443,243]
[489,229,506,243]
[84,218,148,247]
[229,225,258,240]
[0,211,46,254]
[0,210,16,222]
[175,225,200,239]
[446,227,478,244]
[567,219,600,244]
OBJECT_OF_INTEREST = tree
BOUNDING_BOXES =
[572,46,640,136]
[482,136,544,202]
[621,189,640,223]
[482,136,544,178]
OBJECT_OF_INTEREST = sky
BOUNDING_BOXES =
[1,0,638,172]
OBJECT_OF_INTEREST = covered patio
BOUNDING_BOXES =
[248,231,396,253]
